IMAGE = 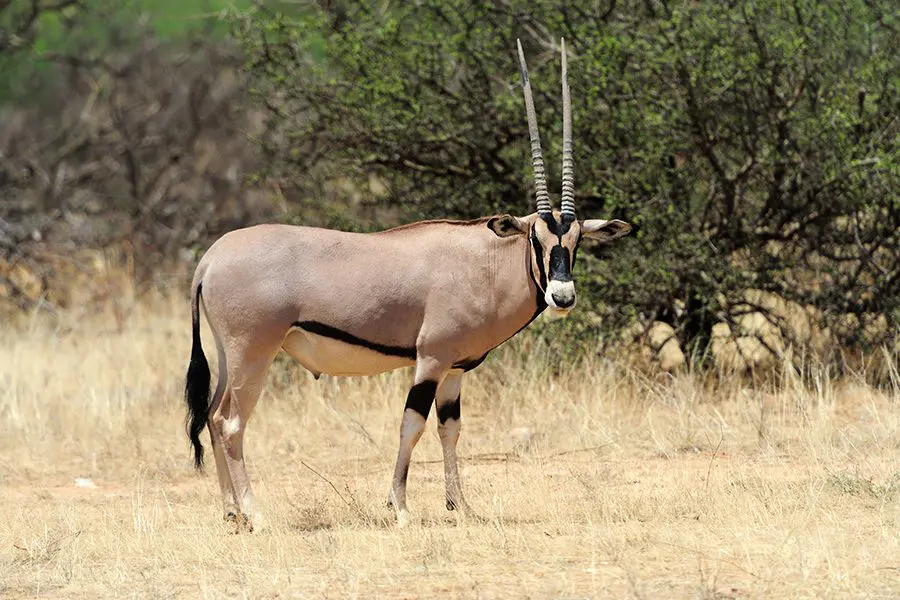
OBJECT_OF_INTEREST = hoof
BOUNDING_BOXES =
[446,500,480,522]
[395,509,412,529]
[224,511,254,532]
[447,497,475,515]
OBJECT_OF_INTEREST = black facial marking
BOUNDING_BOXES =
[549,245,572,282]
[405,381,437,419]
[437,395,461,424]
[294,321,416,360]
[542,214,574,237]
[530,230,547,291]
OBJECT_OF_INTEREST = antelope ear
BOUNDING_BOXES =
[488,214,529,238]
[581,219,632,242]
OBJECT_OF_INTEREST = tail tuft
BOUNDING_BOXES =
[184,281,211,470]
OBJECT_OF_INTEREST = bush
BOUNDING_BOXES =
[234,0,899,366]
[0,0,268,311]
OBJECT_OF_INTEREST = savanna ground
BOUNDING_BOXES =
[1,297,899,599]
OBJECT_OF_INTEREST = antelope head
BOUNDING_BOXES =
[488,38,633,315]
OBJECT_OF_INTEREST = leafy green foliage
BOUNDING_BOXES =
[0,0,265,308]
[0,0,257,104]
[234,0,899,363]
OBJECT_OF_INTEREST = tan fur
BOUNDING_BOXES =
[195,215,542,375]
[191,213,552,527]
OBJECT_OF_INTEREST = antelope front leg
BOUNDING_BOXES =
[388,357,446,527]
[434,371,473,516]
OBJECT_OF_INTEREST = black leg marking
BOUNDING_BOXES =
[437,395,461,424]
[405,380,437,420]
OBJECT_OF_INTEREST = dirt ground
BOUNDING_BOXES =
[2,298,899,598]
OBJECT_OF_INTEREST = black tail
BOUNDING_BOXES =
[184,281,211,470]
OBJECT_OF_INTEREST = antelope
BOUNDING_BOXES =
[183,38,632,529]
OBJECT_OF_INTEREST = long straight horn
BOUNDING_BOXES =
[516,39,552,218]
[560,38,576,219]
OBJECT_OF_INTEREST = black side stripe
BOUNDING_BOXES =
[293,321,417,360]
[297,227,551,372]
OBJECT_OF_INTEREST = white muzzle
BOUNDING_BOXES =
[545,280,576,314]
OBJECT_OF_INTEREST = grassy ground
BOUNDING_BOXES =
[1,296,899,598]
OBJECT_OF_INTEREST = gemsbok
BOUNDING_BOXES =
[184,38,632,529]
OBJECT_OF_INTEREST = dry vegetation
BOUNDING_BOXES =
[1,296,899,599]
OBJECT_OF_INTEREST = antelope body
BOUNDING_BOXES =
[184,39,632,529]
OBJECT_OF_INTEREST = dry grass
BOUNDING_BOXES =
[1,296,899,599]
